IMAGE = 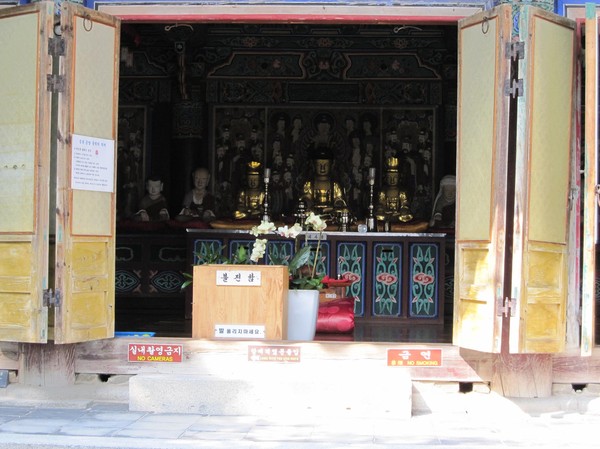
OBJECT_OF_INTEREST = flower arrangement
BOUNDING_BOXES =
[250,212,327,290]
[181,212,329,291]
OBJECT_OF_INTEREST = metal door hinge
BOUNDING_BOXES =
[48,36,65,57]
[46,74,65,93]
[498,296,516,317]
[43,289,61,307]
[505,41,525,61]
[504,79,523,98]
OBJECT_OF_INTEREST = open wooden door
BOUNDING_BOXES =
[454,5,576,354]
[509,7,575,354]
[0,2,54,343]
[0,1,119,345]
[53,2,120,343]
[453,5,512,353]
[581,5,599,356]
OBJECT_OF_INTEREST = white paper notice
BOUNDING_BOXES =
[71,134,115,192]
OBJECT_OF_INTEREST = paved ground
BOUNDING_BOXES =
[0,381,599,448]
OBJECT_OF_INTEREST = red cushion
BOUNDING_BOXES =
[316,298,355,333]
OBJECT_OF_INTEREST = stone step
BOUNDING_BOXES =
[129,361,412,418]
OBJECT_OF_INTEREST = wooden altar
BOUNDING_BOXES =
[186,229,445,324]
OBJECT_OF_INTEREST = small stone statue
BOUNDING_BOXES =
[133,176,170,222]
[429,175,456,228]
[176,167,216,222]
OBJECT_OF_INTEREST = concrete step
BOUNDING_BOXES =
[129,361,412,418]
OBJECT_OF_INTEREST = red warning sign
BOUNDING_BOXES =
[387,348,442,367]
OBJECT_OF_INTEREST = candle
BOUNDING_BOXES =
[264,167,271,180]
[369,167,376,180]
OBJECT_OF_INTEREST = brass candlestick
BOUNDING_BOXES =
[367,167,376,232]
[263,168,271,223]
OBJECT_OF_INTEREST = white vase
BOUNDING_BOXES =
[287,289,320,341]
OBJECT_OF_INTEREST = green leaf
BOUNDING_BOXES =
[288,245,311,275]
[180,272,193,291]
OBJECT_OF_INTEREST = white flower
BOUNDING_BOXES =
[250,238,268,262]
[276,223,303,239]
[251,220,276,236]
[305,212,327,232]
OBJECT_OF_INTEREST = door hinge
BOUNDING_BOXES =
[497,296,516,317]
[505,41,525,61]
[48,36,65,57]
[46,74,65,93]
[43,288,61,307]
[504,79,523,98]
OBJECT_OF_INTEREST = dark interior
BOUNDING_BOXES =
[115,22,460,341]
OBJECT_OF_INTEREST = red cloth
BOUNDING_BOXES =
[316,298,355,333]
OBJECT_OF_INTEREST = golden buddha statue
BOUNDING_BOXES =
[300,146,346,216]
[376,157,413,223]
[234,161,265,220]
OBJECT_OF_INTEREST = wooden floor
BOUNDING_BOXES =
[116,309,454,343]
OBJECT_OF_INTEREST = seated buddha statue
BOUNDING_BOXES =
[175,167,216,223]
[133,176,170,222]
[375,157,414,223]
[234,161,265,220]
[300,146,347,217]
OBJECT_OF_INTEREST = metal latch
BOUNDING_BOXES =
[46,74,65,93]
[505,41,524,61]
[43,289,61,307]
[48,36,65,57]
[504,79,523,98]
[499,297,516,317]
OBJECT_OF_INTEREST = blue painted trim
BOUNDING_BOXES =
[372,242,403,317]
[408,242,440,319]
[336,240,366,317]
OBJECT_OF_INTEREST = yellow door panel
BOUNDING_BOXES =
[454,244,497,347]
[510,7,575,353]
[0,3,53,343]
[454,5,512,353]
[520,242,567,353]
[53,3,120,344]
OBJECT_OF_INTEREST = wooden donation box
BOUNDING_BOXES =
[192,265,289,340]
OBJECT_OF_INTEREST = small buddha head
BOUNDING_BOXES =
[315,158,332,176]
[384,157,399,186]
[310,145,334,176]
[246,161,262,189]
[192,167,210,190]
[146,176,163,200]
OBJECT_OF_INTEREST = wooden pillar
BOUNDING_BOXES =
[491,353,552,398]
[19,342,75,386]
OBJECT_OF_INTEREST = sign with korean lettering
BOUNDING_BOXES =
[248,345,301,362]
[71,134,115,192]
[214,324,265,338]
[387,348,442,367]
[128,344,183,362]
[216,270,262,286]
